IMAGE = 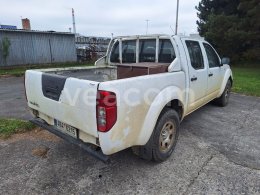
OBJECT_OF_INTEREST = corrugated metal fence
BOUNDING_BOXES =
[0,30,77,66]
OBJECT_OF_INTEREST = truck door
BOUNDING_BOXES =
[183,40,208,113]
[202,43,222,100]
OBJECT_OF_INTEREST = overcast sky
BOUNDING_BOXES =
[0,0,200,37]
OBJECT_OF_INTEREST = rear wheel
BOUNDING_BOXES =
[132,108,180,162]
[215,80,232,107]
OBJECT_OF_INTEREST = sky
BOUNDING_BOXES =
[0,0,200,37]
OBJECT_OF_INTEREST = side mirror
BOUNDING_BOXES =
[221,57,230,66]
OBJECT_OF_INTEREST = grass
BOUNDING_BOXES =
[232,67,260,97]
[0,119,36,139]
[0,62,94,77]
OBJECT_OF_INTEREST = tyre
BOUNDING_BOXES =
[215,80,232,107]
[132,108,180,162]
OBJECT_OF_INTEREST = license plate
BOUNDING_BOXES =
[54,119,78,138]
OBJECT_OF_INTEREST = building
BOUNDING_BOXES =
[0,25,17,30]
[0,29,77,66]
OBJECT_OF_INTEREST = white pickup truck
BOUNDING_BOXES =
[25,34,233,162]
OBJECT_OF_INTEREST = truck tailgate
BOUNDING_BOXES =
[25,70,99,138]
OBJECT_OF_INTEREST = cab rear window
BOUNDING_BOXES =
[110,38,176,64]
[139,39,156,62]
[110,41,120,63]
[159,39,176,63]
[122,40,136,63]
[110,40,137,63]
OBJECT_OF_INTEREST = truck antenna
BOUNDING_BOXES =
[146,19,150,35]
[170,26,175,35]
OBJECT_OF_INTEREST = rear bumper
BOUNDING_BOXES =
[30,118,110,163]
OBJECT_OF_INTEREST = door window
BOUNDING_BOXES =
[159,39,176,63]
[139,39,156,62]
[203,43,220,68]
[185,41,204,70]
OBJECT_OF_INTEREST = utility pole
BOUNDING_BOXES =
[72,8,76,34]
[146,19,150,35]
[175,0,180,35]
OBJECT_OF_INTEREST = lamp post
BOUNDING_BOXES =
[175,0,180,35]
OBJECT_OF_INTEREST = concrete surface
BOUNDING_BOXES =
[0,76,259,194]
[0,76,30,120]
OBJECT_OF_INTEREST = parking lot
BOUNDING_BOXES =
[0,76,259,194]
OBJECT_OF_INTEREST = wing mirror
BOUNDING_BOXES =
[221,57,230,66]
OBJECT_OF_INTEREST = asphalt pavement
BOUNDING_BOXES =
[0,76,30,120]
[0,76,259,194]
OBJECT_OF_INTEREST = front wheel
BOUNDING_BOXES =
[132,108,180,162]
[215,80,232,107]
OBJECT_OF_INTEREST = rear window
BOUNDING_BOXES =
[110,38,176,64]
[139,39,156,62]
[159,39,176,63]
[110,41,120,63]
[110,40,137,63]
[122,40,136,63]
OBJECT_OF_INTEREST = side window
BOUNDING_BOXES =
[110,41,119,63]
[203,43,220,68]
[122,40,136,63]
[139,39,156,62]
[185,41,204,70]
[159,39,176,63]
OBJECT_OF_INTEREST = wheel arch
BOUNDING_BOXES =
[229,76,233,87]
[137,86,185,146]
[165,99,184,121]
[218,68,233,97]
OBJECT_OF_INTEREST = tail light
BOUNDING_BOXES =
[96,90,117,132]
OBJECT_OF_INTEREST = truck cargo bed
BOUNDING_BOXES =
[44,67,117,82]
[41,63,169,83]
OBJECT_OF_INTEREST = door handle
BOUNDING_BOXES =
[209,73,213,77]
[191,77,198,82]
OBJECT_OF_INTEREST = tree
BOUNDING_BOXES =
[196,0,240,35]
[196,0,260,62]
[1,37,11,66]
[237,0,260,61]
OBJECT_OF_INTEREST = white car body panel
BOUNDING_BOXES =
[218,66,233,97]
[25,70,100,138]
[98,72,185,155]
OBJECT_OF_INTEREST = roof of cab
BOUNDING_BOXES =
[113,34,205,41]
